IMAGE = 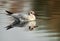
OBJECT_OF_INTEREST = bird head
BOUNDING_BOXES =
[28,11,35,15]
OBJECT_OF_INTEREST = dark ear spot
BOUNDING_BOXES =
[31,12,32,14]
[28,13,30,15]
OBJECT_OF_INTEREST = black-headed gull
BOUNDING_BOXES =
[6,10,36,21]
[5,10,37,30]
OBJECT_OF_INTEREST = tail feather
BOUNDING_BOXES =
[6,25,13,30]
[5,10,13,15]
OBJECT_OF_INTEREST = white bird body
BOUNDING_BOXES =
[10,11,36,22]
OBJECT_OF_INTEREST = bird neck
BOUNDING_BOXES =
[28,14,36,21]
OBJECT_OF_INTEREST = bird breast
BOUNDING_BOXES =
[28,14,36,21]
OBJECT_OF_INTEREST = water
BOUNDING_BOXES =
[0,0,60,41]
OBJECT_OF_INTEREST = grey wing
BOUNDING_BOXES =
[6,16,20,30]
[18,14,29,20]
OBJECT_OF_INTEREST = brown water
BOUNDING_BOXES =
[0,0,60,41]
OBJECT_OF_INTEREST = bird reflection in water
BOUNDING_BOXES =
[5,10,38,31]
[28,20,37,31]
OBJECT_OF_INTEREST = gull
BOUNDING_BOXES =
[6,10,36,21]
[5,10,37,30]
